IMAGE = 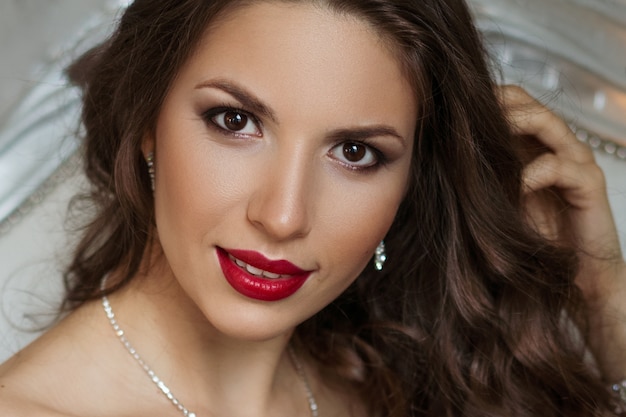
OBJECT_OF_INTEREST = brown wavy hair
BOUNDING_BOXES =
[65,0,618,415]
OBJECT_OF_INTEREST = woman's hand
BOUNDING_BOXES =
[502,85,626,381]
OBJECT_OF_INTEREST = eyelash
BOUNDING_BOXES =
[329,141,387,172]
[201,105,388,172]
[201,105,262,138]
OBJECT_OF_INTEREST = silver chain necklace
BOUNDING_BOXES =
[101,286,319,417]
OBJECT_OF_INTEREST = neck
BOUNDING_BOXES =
[103,267,310,417]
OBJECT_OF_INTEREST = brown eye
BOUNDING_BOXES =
[343,143,366,162]
[329,141,378,170]
[209,108,261,136]
[224,111,248,131]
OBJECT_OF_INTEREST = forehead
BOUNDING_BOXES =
[173,1,417,135]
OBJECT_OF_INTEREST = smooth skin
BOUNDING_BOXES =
[1,3,625,417]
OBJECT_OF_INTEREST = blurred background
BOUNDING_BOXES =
[1,0,625,361]
[0,0,120,358]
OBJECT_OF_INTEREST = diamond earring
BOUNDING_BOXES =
[374,240,386,271]
[146,152,155,191]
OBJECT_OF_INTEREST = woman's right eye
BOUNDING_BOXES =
[205,108,262,136]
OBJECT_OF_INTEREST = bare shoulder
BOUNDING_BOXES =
[0,302,111,417]
[0,385,69,417]
[0,354,74,417]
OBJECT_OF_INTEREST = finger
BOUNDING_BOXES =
[522,190,563,241]
[522,152,607,210]
[501,86,594,164]
[523,153,621,260]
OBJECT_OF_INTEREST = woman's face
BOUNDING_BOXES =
[145,1,417,340]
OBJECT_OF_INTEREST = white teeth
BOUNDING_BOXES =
[229,254,285,279]
[245,264,263,276]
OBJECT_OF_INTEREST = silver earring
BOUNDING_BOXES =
[374,240,386,271]
[146,152,155,191]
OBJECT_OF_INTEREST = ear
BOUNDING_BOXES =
[141,130,155,160]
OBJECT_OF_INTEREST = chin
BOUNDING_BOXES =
[195,301,305,343]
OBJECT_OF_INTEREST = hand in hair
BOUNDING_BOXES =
[503,85,626,382]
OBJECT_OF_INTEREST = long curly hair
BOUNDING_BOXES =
[65,0,617,415]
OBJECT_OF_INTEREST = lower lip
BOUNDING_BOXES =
[216,248,310,301]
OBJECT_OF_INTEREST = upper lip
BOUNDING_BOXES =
[220,248,310,275]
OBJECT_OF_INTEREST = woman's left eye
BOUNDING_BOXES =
[329,142,380,169]
[207,108,261,136]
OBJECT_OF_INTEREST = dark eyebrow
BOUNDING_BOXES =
[195,78,278,124]
[196,79,406,144]
[327,126,406,145]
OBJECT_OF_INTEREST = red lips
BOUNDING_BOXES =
[216,247,312,301]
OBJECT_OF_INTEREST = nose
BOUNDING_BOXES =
[246,147,314,241]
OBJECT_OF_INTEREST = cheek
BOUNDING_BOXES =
[317,172,407,281]
[152,119,246,252]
